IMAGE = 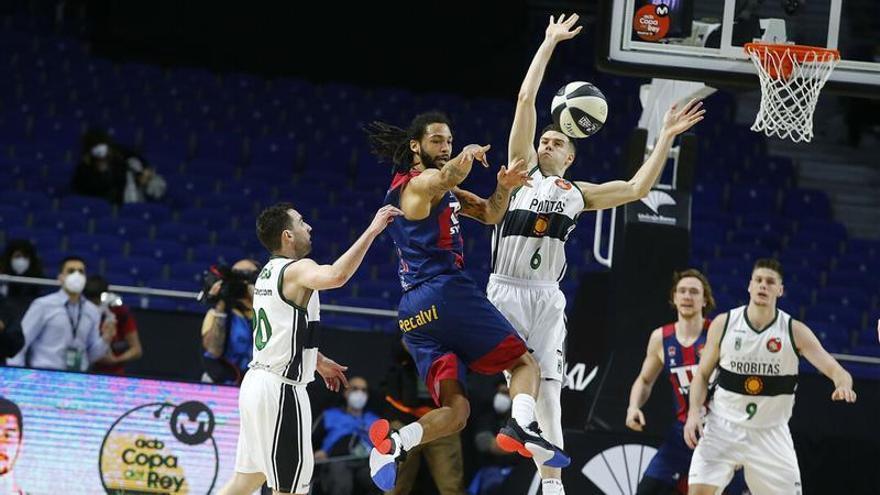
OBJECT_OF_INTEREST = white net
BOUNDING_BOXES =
[746,44,840,143]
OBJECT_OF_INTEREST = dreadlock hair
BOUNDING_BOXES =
[363,111,452,173]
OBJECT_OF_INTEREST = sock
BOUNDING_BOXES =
[541,478,564,495]
[511,394,537,428]
[398,422,423,452]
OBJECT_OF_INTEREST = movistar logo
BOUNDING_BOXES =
[640,190,676,214]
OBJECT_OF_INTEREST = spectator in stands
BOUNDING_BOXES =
[314,376,380,495]
[468,381,518,495]
[0,296,23,366]
[0,397,25,494]
[200,259,259,385]
[84,275,143,375]
[8,256,115,371]
[380,341,465,495]
[0,239,46,309]
[71,129,128,204]
[118,145,167,204]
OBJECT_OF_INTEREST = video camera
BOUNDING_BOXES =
[197,264,260,306]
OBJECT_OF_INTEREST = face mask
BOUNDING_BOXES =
[64,272,86,294]
[347,390,368,411]
[10,256,29,275]
[493,393,512,415]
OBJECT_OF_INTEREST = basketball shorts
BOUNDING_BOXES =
[689,413,801,495]
[235,368,314,494]
[642,422,749,494]
[399,273,528,406]
[486,273,567,382]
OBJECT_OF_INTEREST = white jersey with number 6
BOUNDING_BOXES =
[249,256,320,385]
[491,167,585,282]
[711,306,799,428]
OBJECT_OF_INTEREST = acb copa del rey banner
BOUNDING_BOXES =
[0,367,240,494]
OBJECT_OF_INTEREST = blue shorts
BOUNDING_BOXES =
[643,422,748,494]
[398,273,527,406]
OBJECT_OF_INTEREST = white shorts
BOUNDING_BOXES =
[689,413,802,495]
[235,368,314,494]
[487,274,567,382]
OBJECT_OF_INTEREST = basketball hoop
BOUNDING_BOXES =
[744,43,840,143]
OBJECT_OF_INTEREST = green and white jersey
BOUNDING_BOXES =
[491,167,585,282]
[248,257,320,385]
[711,306,799,428]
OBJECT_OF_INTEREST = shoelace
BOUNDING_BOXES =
[528,421,544,435]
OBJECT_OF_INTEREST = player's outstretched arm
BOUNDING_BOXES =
[453,157,532,224]
[284,205,403,291]
[509,13,582,165]
[401,145,490,220]
[626,328,665,431]
[684,313,724,449]
[409,145,489,197]
[576,99,705,211]
[792,320,857,403]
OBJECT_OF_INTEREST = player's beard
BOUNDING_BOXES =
[420,150,448,170]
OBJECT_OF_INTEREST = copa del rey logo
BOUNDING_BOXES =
[637,190,677,226]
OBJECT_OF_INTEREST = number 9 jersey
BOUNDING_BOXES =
[248,256,321,385]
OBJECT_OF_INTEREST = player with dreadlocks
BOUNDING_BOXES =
[362,112,571,491]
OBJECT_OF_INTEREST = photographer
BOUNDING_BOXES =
[200,259,260,385]
[85,275,143,375]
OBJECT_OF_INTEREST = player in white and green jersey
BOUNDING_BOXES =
[684,258,857,495]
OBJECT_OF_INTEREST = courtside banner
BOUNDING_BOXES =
[0,367,239,494]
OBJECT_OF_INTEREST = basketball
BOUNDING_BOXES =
[551,81,608,139]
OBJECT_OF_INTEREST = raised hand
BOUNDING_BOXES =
[367,205,404,236]
[546,13,583,44]
[662,98,706,137]
[462,144,492,168]
[497,157,532,191]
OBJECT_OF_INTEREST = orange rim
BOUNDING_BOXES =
[744,43,839,80]
[744,43,840,62]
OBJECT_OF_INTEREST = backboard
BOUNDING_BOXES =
[597,0,880,98]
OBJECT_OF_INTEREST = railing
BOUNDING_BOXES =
[0,274,398,317]
[1,274,877,364]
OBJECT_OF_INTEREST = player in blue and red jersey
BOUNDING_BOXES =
[626,269,747,495]
[362,112,569,491]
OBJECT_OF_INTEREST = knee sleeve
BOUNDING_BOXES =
[535,379,563,448]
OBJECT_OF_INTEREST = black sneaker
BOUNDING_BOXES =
[496,418,570,468]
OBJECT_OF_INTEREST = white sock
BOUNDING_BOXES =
[541,478,564,495]
[511,394,536,428]
[398,422,423,451]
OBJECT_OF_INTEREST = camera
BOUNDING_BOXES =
[197,264,259,306]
